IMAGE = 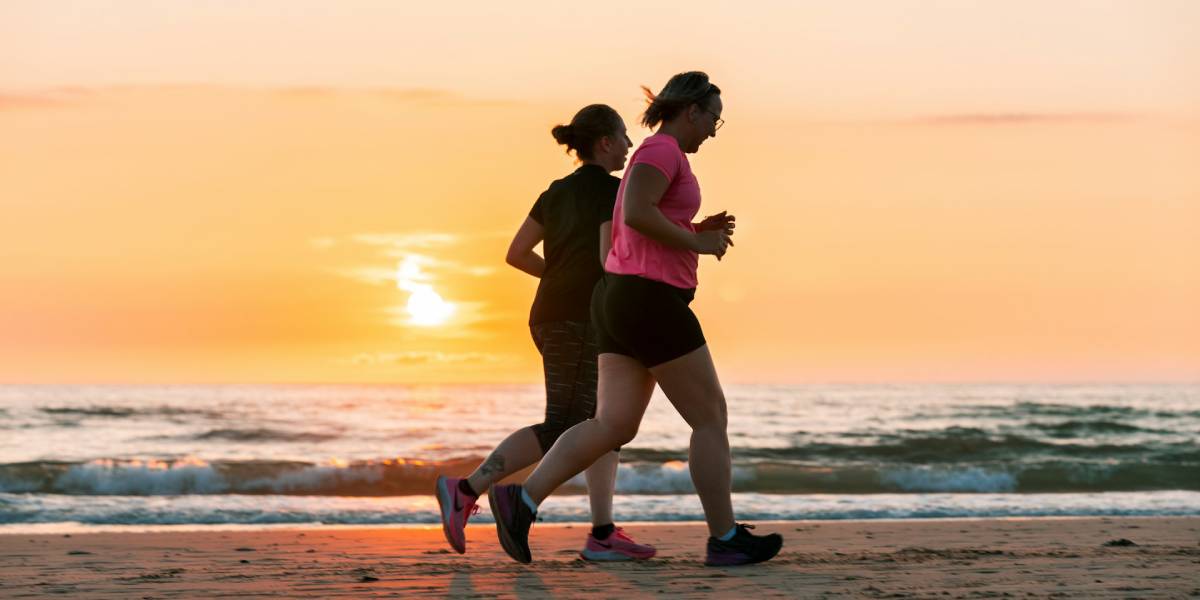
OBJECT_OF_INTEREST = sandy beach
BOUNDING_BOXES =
[1,516,1197,598]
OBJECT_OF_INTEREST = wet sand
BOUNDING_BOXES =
[2,517,1198,598]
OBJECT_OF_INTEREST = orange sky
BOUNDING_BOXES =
[1,2,1198,383]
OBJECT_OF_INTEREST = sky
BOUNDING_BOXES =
[1,1,1198,384]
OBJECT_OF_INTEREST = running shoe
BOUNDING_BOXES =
[580,527,657,561]
[435,476,479,554]
[489,483,536,563]
[704,523,783,566]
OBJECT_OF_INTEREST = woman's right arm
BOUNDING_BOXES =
[621,164,732,259]
[506,217,546,277]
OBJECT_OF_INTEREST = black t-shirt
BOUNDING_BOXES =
[527,164,620,326]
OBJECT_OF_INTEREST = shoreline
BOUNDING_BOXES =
[2,513,1197,536]
[3,516,1197,597]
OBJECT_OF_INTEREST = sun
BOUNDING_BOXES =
[406,285,455,326]
[396,256,455,326]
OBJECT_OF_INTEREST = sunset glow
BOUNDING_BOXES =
[1,1,1197,384]
[396,257,456,327]
[405,288,454,327]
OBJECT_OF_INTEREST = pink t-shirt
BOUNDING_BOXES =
[605,134,701,289]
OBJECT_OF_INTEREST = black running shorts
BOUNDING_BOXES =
[528,320,599,454]
[591,274,706,368]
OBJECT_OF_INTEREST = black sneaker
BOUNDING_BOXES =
[704,523,783,566]
[489,484,535,563]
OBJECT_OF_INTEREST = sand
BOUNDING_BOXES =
[2,517,1198,598]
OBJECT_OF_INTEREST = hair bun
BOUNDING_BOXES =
[551,123,575,146]
[550,105,622,161]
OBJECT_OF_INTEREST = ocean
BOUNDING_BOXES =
[1,383,1197,531]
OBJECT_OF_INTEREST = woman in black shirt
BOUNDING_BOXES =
[436,104,655,561]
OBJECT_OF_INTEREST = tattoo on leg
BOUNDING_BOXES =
[480,452,506,479]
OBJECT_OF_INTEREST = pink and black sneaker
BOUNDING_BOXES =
[580,527,657,561]
[704,523,783,566]
[435,476,479,554]
[489,483,536,563]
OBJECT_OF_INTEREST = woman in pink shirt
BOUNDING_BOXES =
[491,72,783,567]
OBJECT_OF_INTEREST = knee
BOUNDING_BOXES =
[691,399,728,432]
[596,418,639,446]
[614,425,639,446]
[696,416,727,434]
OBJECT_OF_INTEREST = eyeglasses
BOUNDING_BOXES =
[705,108,725,131]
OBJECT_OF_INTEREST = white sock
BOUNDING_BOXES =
[718,525,738,541]
[520,488,538,513]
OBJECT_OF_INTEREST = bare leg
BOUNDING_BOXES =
[584,450,619,526]
[650,345,735,537]
[465,426,543,495]
[525,354,655,504]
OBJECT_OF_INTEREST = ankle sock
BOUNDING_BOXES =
[592,523,615,540]
[718,525,739,542]
[458,479,478,497]
[519,487,539,513]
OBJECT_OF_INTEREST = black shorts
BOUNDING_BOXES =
[529,320,599,454]
[591,274,706,368]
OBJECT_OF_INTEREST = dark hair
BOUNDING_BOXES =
[641,71,720,128]
[551,104,623,160]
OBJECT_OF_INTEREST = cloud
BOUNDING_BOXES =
[0,84,517,111]
[332,232,500,283]
[0,88,91,110]
[410,256,498,278]
[344,351,503,366]
[0,85,231,110]
[910,112,1133,126]
[0,93,60,110]
[331,266,395,287]
[318,232,503,337]
[275,86,519,107]
[350,232,461,251]
[318,231,510,337]
[332,259,493,288]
